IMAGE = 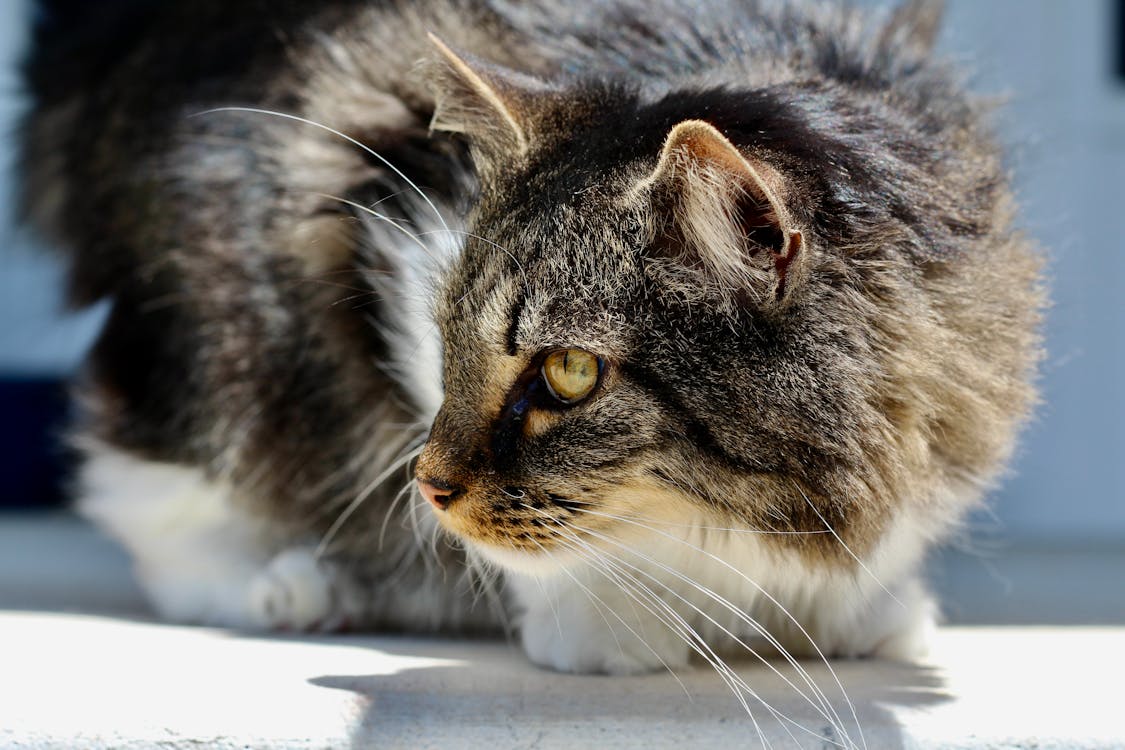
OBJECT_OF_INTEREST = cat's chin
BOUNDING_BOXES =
[469,540,585,576]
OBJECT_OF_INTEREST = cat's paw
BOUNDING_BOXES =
[518,593,690,675]
[248,548,338,631]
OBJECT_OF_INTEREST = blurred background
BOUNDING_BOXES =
[0,0,1122,623]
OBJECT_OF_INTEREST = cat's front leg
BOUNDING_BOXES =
[510,566,692,675]
[246,547,349,631]
[78,443,352,631]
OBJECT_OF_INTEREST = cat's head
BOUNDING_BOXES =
[411,37,1018,573]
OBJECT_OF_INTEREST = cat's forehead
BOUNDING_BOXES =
[439,193,643,358]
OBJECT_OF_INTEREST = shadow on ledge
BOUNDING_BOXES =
[310,637,951,749]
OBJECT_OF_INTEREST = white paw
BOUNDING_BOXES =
[518,586,690,675]
[248,548,336,631]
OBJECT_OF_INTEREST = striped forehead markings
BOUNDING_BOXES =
[462,272,525,360]
[505,291,527,355]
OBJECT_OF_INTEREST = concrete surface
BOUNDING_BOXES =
[1,513,1123,749]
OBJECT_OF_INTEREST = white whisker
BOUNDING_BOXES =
[377,480,418,551]
[549,520,849,749]
[793,480,904,609]
[191,107,454,238]
[461,549,513,638]
[427,503,445,577]
[530,539,694,701]
[529,540,633,669]
[538,508,852,748]
[315,442,425,559]
[319,192,440,263]
[416,228,528,286]
[570,506,867,750]
[528,496,836,535]
[408,493,440,576]
[547,533,775,747]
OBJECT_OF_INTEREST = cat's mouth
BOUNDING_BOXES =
[419,482,576,555]
[435,497,593,576]
[413,461,700,574]
[413,474,606,571]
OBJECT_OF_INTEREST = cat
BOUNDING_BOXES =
[21,0,1042,690]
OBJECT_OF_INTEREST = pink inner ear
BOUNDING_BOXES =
[772,231,803,300]
[646,119,806,304]
[663,122,791,252]
[734,188,786,255]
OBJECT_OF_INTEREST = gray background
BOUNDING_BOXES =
[2,0,1122,621]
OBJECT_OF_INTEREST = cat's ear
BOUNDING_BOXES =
[877,0,944,58]
[426,33,549,165]
[640,119,805,307]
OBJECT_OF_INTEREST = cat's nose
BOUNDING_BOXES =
[417,478,463,510]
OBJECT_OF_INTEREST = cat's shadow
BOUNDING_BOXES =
[306,635,951,749]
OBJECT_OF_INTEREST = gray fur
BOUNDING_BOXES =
[22,0,1042,665]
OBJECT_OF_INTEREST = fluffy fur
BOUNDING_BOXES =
[22,0,1042,727]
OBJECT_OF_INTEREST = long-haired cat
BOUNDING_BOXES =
[22,0,1041,708]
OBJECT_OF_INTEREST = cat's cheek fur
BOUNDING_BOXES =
[77,441,338,630]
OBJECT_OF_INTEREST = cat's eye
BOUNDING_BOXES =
[541,349,600,404]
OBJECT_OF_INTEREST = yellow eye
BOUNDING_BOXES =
[541,349,600,404]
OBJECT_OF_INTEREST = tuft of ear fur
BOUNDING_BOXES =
[426,33,551,169]
[878,0,944,58]
[640,119,804,307]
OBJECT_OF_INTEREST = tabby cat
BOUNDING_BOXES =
[22,0,1041,690]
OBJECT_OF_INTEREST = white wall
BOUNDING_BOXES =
[1,0,1122,543]
[936,0,1125,542]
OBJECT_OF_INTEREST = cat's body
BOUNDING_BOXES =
[22,0,1042,680]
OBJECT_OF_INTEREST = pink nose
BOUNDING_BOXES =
[417,479,461,510]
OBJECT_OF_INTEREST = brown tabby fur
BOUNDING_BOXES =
[21,0,1043,654]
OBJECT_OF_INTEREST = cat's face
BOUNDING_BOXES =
[412,40,944,573]
[414,108,869,572]
[416,183,668,567]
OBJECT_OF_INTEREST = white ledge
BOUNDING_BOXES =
[1,514,1122,749]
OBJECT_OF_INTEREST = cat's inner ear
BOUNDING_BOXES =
[642,119,804,305]
[426,33,549,163]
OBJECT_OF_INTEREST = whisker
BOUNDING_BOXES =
[192,106,454,238]
[540,510,849,748]
[562,541,783,746]
[549,520,848,749]
[332,291,383,308]
[529,540,636,670]
[319,193,438,262]
[361,188,413,212]
[530,539,694,700]
[315,442,425,558]
[548,533,777,747]
[792,480,904,609]
[403,494,441,577]
[378,480,418,551]
[427,502,445,577]
[461,549,513,638]
[569,506,867,750]
[416,228,528,287]
[295,277,379,295]
[536,496,837,535]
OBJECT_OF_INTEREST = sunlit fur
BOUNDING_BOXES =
[23,0,1042,740]
[416,0,1041,679]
